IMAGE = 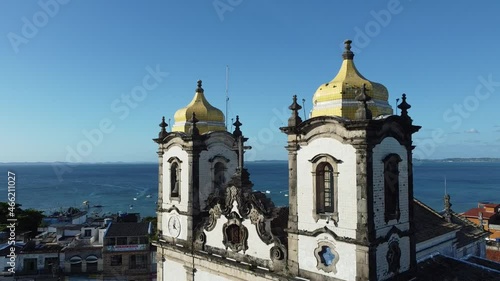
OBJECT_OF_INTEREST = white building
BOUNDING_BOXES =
[153,40,496,281]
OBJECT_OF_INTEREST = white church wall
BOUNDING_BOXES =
[163,258,187,281]
[199,142,238,210]
[297,233,357,281]
[372,137,409,238]
[194,258,279,281]
[296,137,357,238]
[162,145,189,212]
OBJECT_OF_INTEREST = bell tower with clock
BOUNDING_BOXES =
[154,80,239,281]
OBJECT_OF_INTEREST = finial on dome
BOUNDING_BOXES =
[355,84,372,120]
[158,116,168,139]
[232,115,243,138]
[397,93,411,118]
[288,95,302,127]
[196,80,204,93]
[342,39,354,60]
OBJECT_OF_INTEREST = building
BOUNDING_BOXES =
[463,202,500,240]
[463,202,500,263]
[154,40,500,280]
[103,221,153,280]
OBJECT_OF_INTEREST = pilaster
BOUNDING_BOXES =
[157,149,164,234]
[286,142,300,275]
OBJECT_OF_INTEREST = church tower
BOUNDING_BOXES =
[154,80,240,281]
[281,40,420,281]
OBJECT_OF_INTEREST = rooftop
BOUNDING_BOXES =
[105,222,150,237]
[416,255,500,281]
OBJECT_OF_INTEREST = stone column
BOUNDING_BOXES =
[286,142,300,275]
[353,142,373,281]
[157,149,164,237]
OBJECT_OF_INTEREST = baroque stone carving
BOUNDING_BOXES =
[386,240,401,273]
[314,241,339,273]
[193,230,207,251]
[270,245,285,261]
[205,204,222,232]
[222,212,248,253]
[203,169,279,245]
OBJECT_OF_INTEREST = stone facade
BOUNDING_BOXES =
[153,41,492,281]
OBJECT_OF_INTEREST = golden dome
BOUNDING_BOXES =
[311,40,393,119]
[172,80,226,134]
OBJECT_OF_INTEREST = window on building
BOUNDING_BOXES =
[44,257,58,272]
[138,237,148,244]
[110,255,122,266]
[105,237,115,246]
[170,162,180,198]
[69,256,82,273]
[384,154,402,222]
[23,258,37,274]
[214,162,226,190]
[116,237,127,245]
[86,255,98,273]
[129,237,138,245]
[316,163,335,213]
[84,229,92,237]
[129,254,147,269]
[311,154,341,219]
[226,224,242,244]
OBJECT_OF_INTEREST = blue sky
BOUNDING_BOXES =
[1,0,499,162]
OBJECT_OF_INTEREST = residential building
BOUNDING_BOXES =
[103,221,153,280]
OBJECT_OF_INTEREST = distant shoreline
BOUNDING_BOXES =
[1,158,499,165]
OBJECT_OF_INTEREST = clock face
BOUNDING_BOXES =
[167,215,181,238]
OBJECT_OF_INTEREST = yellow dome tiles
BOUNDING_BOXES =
[311,40,393,119]
[172,80,226,134]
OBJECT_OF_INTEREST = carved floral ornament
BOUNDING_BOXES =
[199,171,287,261]
[314,241,339,273]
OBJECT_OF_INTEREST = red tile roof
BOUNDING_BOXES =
[463,207,496,219]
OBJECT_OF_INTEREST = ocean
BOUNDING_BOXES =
[0,161,499,218]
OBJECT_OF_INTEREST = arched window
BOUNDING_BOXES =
[383,154,402,222]
[170,162,180,198]
[316,163,335,213]
[214,162,226,190]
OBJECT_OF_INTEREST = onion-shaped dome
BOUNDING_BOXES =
[172,80,225,134]
[311,40,393,119]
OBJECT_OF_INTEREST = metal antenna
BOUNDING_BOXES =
[302,98,306,120]
[225,65,229,130]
